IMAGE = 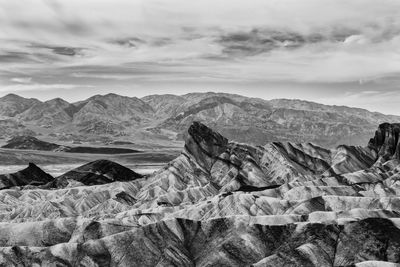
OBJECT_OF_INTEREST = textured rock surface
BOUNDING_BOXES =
[1,122,400,266]
[0,163,54,189]
[369,123,400,161]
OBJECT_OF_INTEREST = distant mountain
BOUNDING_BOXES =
[0,93,41,117]
[2,135,140,154]
[141,94,186,117]
[72,93,154,135]
[17,98,76,126]
[144,92,400,147]
[2,136,61,150]
[73,93,153,124]
[0,92,399,148]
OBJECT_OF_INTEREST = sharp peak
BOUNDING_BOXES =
[184,121,229,171]
[187,121,228,150]
[27,162,40,169]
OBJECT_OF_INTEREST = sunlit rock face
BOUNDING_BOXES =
[2,122,400,266]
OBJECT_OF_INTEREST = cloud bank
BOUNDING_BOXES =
[0,0,400,113]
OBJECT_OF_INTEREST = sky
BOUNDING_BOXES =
[1,0,400,114]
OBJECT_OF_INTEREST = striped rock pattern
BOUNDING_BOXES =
[1,122,400,266]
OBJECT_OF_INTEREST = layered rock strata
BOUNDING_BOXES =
[0,122,400,266]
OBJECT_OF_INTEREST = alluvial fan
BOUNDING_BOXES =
[2,122,400,266]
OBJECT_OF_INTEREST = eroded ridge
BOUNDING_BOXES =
[1,122,400,266]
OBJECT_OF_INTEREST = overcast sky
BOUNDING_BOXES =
[1,0,400,114]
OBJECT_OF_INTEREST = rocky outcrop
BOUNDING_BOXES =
[1,122,400,266]
[0,163,54,189]
[368,122,400,161]
[185,121,229,171]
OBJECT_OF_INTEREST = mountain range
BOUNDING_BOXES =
[0,121,400,265]
[0,92,399,148]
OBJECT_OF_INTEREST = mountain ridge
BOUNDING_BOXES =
[0,92,399,148]
[0,122,399,265]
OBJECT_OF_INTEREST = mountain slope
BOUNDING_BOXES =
[1,92,399,148]
[0,94,41,117]
[17,98,75,126]
[0,122,400,265]
[51,159,143,187]
[144,92,399,147]
[73,93,154,124]
[0,163,54,189]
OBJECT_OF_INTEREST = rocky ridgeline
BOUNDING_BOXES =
[1,92,400,147]
[1,122,400,266]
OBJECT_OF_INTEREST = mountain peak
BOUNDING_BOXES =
[0,93,39,102]
[2,93,27,99]
[1,93,21,99]
[54,159,143,187]
[185,121,228,170]
[0,162,54,189]
[45,97,69,105]
[188,121,228,151]
[19,162,54,183]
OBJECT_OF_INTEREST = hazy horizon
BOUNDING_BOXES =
[1,0,400,114]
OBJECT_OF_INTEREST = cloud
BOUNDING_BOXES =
[10,77,32,84]
[0,83,93,92]
[316,89,400,114]
[0,0,400,110]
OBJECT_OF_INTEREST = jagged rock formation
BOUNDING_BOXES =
[1,122,400,266]
[1,92,399,148]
